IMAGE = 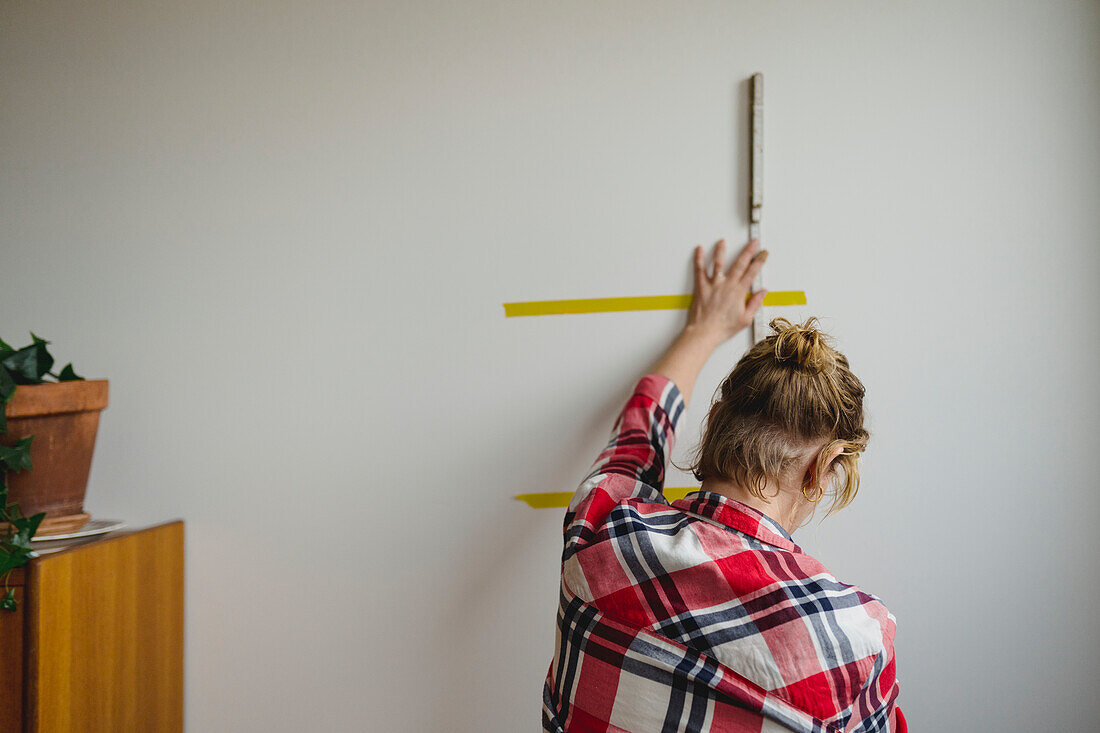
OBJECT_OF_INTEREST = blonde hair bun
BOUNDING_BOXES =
[685,314,869,518]
[771,317,835,373]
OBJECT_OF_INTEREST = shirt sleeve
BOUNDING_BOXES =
[844,630,903,733]
[562,374,685,558]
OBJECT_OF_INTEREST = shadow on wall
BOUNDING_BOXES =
[426,367,648,723]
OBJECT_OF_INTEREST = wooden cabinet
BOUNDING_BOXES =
[0,521,184,732]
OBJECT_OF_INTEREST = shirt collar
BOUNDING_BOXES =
[670,490,803,554]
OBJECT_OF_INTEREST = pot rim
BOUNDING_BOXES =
[4,379,109,418]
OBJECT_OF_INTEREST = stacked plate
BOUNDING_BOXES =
[29,519,126,555]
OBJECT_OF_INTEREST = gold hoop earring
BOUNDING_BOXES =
[801,484,823,502]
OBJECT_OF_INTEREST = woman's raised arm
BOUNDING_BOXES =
[651,238,768,406]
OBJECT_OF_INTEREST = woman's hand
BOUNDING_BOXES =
[685,238,768,348]
[652,238,768,407]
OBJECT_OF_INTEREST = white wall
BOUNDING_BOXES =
[2,1,1098,730]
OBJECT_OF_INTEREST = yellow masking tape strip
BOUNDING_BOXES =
[503,291,805,317]
[515,487,698,509]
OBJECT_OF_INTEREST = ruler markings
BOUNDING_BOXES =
[749,72,767,344]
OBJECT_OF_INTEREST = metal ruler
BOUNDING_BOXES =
[748,72,766,343]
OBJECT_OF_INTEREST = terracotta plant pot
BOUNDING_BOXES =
[2,380,108,536]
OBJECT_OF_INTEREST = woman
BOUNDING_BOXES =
[542,239,905,733]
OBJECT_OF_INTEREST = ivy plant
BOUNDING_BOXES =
[0,334,83,611]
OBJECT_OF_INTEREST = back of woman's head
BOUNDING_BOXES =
[688,317,869,516]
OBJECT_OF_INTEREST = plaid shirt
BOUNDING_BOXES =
[542,375,906,733]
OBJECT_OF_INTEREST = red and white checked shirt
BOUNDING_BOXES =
[542,375,906,733]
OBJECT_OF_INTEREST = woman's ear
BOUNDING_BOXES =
[806,442,846,491]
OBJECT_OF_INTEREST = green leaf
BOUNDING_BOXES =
[0,366,13,402]
[0,543,31,575]
[29,332,49,345]
[1,342,54,384]
[0,337,12,351]
[0,436,33,473]
[58,363,84,381]
[0,369,13,436]
[10,512,44,548]
[5,532,32,553]
[0,588,16,611]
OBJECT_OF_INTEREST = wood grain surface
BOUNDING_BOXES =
[0,568,26,733]
[25,521,184,732]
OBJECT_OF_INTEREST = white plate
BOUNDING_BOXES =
[31,518,126,542]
